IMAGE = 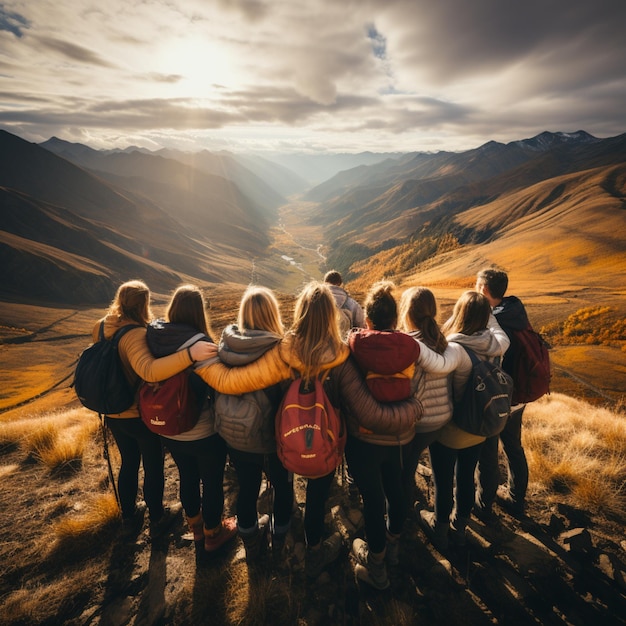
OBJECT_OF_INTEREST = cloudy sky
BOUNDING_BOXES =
[1,0,625,154]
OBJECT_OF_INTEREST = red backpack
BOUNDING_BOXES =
[275,375,345,479]
[510,324,551,404]
[139,370,203,436]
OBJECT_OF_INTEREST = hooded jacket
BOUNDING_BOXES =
[195,333,421,446]
[143,320,215,441]
[328,285,365,329]
[436,313,510,449]
[348,328,421,402]
[214,324,283,453]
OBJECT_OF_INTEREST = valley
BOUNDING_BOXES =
[1,198,624,421]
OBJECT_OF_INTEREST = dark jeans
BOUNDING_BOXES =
[228,448,294,533]
[429,440,484,524]
[304,471,335,547]
[476,405,528,509]
[346,436,407,554]
[401,430,441,508]
[164,434,227,529]
[105,417,164,521]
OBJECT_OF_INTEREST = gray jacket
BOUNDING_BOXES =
[214,325,282,454]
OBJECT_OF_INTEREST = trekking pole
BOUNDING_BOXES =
[99,413,121,510]
[263,455,275,548]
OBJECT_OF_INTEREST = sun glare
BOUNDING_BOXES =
[155,36,236,98]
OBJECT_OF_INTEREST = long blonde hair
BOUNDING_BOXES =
[441,290,491,337]
[400,286,447,354]
[238,286,284,335]
[289,281,343,383]
[166,284,212,339]
[107,280,152,326]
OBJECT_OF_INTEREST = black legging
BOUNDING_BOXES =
[164,434,228,529]
[105,416,165,521]
[346,435,407,554]
[228,448,294,533]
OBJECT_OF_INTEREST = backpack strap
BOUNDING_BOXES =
[461,344,480,365]
[110,324,142,348]
[98,320,105,342]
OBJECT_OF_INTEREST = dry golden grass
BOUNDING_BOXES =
[524,393,626,518]
[53,492,120,545]
[1,409,98,472]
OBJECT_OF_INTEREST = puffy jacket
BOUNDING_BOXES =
[214,325,283,453]
[195,333,422,445]
[91,315,195,419]
[411,334,466,434]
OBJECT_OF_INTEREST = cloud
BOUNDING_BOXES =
[35,36,117,68]
[0,4,29,37]
[0,0,624,152]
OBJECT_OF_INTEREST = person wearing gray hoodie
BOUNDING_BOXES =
[213,286,294,562]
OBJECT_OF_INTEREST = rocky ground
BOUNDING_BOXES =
[2,434,625,626]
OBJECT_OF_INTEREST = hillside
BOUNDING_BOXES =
[0,131,275,304]
[318,132,626,273]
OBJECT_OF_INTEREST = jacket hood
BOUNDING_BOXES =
[493,296,529,331]
[219,324,282,366]
[446,328,504,358]
[279,332,349,375]
[348,329,419,374]
[328,285,349,308]
[145,320,208,358]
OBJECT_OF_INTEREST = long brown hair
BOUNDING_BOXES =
[107,279,152,325]
[237,286,284,335]
[400,286,447,354]
[166,284,212,339]
[364,280,397,330]
[441,290,491,337]
[289,281,343,383]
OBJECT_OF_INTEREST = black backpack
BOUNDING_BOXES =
[74,322,141,414]
[452,346,513,438]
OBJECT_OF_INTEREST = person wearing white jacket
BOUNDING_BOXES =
[399,287,465,507]
[415,290,510,551]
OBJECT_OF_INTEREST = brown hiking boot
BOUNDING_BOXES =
[204,516,237,553]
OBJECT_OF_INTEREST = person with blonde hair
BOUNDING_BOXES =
[93,280,214,538]
[146,284,237,557]
[214,286,293,561]
[418,290,509,550]
[195,281,421,581]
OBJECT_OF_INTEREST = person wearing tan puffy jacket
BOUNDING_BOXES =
[94,280,213,538]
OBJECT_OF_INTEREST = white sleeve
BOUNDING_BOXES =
[417,341,462,374]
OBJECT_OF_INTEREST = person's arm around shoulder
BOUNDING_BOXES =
[194,343,291,394]
[417,340,462,374]
[336,358,422,435]
[120,328,215,382]
[450,345,473,403]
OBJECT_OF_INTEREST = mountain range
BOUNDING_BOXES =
[0,128,624,305]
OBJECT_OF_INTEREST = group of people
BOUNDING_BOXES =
[94,268,532,590]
